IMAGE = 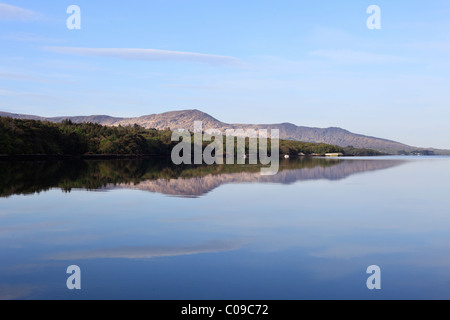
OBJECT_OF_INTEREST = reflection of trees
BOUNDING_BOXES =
[0,158,405,197]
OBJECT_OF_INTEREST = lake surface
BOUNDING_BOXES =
[0,156,449,300]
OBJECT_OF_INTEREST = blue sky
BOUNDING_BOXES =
[1,0,450,148]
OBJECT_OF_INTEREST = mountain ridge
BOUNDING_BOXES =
[1,109,448,155]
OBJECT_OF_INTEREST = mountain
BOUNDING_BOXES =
[1,110,448,154]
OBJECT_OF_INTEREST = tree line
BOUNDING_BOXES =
[0,117,384,156]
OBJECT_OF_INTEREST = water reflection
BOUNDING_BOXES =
[1,157,450,300]
[0,158,405,198]
[46,240,243,261]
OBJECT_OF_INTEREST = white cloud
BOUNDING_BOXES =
[44,46,244,67]
[0,3,39,21]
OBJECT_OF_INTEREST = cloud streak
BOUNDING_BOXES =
[44,46,244,67]
[310,49,409,64]
[2,32,63,43]
[0,3,39,21]
[0,72,73,84]
[0,87,57,100]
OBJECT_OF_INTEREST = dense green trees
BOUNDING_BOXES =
[0,117,175,155]
[279,140,343,156]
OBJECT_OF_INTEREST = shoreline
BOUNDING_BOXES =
[0,154,171,161]
[0,153,391,162]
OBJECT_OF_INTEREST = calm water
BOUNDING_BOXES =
[0,156,449,300]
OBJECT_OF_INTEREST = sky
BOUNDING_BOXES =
[1,0,450,149]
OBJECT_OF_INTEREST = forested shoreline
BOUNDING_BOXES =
[0,117,384,157]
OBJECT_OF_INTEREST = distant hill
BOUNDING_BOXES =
[1,109,448,155]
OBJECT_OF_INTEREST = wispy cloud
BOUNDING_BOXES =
[0,72,31,80]
[2,32,63,43]
[0,72,74,84]
[0,72,45,82]
[161,83,217,90]
[0,87,57,100]
[310,49,409,64]
[0,3,39,21]
[44,47,244,67]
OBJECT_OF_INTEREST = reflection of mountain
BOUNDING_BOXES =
[114,160,405,197]
[0,158,405,198]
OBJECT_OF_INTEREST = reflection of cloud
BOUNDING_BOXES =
[0,222,64,235]
[0,3,39,21]
[310,244,415,259]
[0,285,33,300]
[399,245,450,268]
[44,47,244,67]
[46,240,242,260]
[2,262,58,275]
